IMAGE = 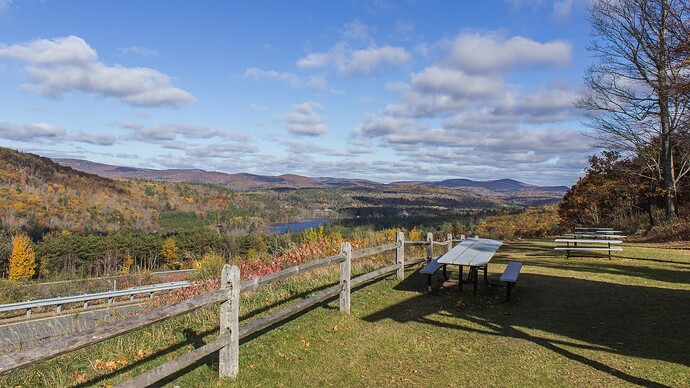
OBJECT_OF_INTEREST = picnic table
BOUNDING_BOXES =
[437,237,503,294]
[555,227,625,259]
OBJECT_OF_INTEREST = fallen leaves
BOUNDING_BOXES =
[93,357,128,372]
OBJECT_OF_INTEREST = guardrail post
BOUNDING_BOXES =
[426,233,433,262]
[339,242,352,314]
[26,308,31,318]
[219,264,240,379]
[447,233,453,252]
[396,231,405,280]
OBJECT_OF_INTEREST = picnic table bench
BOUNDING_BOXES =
[554,235,623,259]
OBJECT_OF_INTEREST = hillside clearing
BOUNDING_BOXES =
[0,239,688,387]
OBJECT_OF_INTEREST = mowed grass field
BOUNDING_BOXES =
[1,239,688,387]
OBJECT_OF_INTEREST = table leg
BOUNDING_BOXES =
[483,264,504,287]
[472,267,478,295]
[458,266,463,293]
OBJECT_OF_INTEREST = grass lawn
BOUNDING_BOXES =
[1,239,689,387]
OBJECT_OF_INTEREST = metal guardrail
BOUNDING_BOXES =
[0,281,190,317]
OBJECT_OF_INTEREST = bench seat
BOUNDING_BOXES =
[554,246,622,251]
[420,258,446,291]
[420,259,444,274]
[500,261,523,301]
[555,239,622,244]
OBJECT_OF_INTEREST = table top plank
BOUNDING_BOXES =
[438,238,503,266]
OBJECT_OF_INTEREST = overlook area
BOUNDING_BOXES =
[0,239,687,387]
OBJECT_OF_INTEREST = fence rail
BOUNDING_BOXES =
[0,281,190,317]
[0,232,455,386]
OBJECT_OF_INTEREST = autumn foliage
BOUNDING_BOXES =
[9,234,36,280]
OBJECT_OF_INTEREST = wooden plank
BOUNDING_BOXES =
[219,265,240,379]
[467,239,503,266]
[351,243,396,259]
[437,238,475,264]
[240,253,345,292]
[116,332,231,388]
[0,287,229,376]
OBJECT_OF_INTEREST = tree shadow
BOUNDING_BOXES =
[362,272,690,386]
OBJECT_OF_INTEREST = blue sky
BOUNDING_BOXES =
[0,0,598,186]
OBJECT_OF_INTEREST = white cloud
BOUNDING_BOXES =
[0,36,194,107]
[126,123,228,142]
[70,131,117,146]
[0,121,66,141]
[446,32,571,74]
[298,43,410,76]
[283,101,328,136]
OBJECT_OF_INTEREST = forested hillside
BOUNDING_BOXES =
[0,147,272,235]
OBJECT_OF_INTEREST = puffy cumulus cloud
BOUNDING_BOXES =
[126,123,228,142]
[0,36,194,107]
[283,102,328,136]
[383,67,508,117]
[297,43,410,76]
[354,115,419,137]
[446,32,571,74]
[296,20,410,76]
[0,122,66,142]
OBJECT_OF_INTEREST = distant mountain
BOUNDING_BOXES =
[55,159,378,191]
[54,158,567,205]
[431,178,568,193]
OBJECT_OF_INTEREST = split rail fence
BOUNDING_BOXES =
[0,232,457,386]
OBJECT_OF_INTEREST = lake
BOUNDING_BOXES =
[264,220,331,234]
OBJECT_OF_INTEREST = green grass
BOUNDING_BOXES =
[1,240,688,387]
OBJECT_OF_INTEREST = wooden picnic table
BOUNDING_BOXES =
[438,237,503,294]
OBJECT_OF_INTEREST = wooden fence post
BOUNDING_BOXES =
[446,233,453,252]
[219,264,240,379]
[460,234,465,241]
[396,231,405,280]
[426,232,433,262]
[339,242,352,314]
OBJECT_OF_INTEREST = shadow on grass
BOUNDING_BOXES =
[76,325,219,388]
[362,271,690,387]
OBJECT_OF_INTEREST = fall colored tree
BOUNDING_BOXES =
[161,237,180,268]
[9,234,36,280]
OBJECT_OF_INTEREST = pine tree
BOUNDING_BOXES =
[9,234,36,280]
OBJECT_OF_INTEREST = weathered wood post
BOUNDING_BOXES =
[426,232,433,262]
[446,233,453,252]
[219,264,240,379]
[339,242,352,314]
[396,231,405,280]
[460,234,465,241]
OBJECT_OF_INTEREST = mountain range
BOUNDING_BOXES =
[55,158,568,205]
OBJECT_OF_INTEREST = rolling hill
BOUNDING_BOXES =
[55,158,567,204]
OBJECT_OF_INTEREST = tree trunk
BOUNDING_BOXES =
[658,0,677,221]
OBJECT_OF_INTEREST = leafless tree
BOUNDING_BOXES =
[577,0,690,220]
